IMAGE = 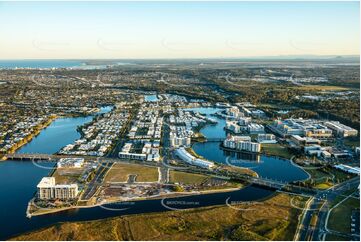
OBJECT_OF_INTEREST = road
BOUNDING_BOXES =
[81,161,113,200]
[297,176,360,241]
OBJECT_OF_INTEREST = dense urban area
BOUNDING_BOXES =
[0,58,359,241]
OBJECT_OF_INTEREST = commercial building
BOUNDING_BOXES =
[334,164,360,175]
[37,177,79,200]
[324,121,358,137]
[269,118,332,139]
[290,135,321,147]
[57,158,84,168]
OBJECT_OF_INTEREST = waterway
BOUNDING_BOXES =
[187,107,309,182]
[0,106,290,240]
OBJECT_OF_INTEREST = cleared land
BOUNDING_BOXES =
[104,163,159,183]
[169,171,208,185]
[292,85,351,91]
[11,193,306,241]
[261,143,293,159]
[52,168,84,184]
[328,197,360,234]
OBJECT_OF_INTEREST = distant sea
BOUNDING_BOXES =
[0,60,83,69]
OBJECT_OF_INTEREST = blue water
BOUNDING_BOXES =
[0,161,55,239]
[0,106,276,240]
[145,94,159,102]
[187,107,309,182]
[193,142,309,182]
[17,117,93,154]
[184,107,226,139]
[0,60,83,69]
[17,106,112,154]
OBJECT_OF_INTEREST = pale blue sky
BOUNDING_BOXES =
[0,1,359,59]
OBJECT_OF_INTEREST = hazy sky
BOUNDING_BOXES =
[0,1,359,59]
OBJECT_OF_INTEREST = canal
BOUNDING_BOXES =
[187,107,309,182]
[0,106,298,240]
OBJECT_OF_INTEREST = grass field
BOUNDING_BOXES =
[261,143,293,159]
[325,233,351,241]
[328,197,360,234]
[314,182,333,190]
[293,85,350,91]
[11,193,305,241]
[104,163,159,183]
[52,168,84,184]
[169,171,208,185]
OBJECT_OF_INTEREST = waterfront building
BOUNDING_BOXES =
[225,121,241,133]
[57,158,84,168]
[223,135,261,153]
[174,147,214,169]
[238,117,252,126]
[170,135,191,147]
[225,106,244,119]
[37,177,78,200]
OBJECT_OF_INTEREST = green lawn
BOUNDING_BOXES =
[325,233,351,241]
[104,163,159,183]
[169,171,208,185]
[328,197,360,234]
[261,143,293,159]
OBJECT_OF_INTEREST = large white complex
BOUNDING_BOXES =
[175,147,214,169]
[37,177,78,200]
[57,158,84,168]
[119,142,160,161]
[269,119,333,139]
[223,135,261,153]
[290,135,321,147]
[324,121,358,137]
[170,134,191,147]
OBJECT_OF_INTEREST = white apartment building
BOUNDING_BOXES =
[223,135,261,153]
[37,177,78,200]
[257,134,277,144]
[225,121,241,133]
[175,147,214,169]
[247,123,264,134]
[170,135,191,147]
